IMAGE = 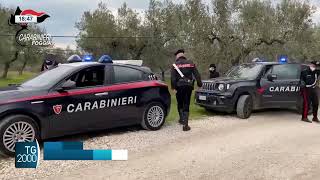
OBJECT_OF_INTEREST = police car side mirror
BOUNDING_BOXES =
[59,80,76,91]
[267,74,277,81]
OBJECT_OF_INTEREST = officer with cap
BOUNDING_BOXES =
[209,64,220,79]
[300,60,320,123]
[171,49,202,131]
[41,54,59,72]
[67,54,82,63]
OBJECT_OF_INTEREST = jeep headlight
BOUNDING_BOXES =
[218,84,225,91]
[218,83,231,91]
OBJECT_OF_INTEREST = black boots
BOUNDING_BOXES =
[178,110,191,131]
[183,125,191,131]
[302,118,312,123]
[178,109,184,125]
[313,117,320,123]
[302,113,320,123]
[183,112,191,131]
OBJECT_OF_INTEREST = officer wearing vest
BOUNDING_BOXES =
[300,60,320,123]
[171,49,202,131]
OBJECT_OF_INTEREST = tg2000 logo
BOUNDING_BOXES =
[15,140,40,168]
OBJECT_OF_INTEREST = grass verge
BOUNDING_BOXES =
[165,80,214,123]
[0,72,35,87]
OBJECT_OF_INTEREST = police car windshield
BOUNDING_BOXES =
[226,64,263,80]
[21,65,73,89]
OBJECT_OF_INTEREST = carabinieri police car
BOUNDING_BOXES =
[195,61,309,119]
[0,61,170,156]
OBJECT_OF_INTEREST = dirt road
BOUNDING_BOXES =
[2,110,320,180]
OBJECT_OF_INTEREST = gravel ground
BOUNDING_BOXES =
[1,110,320,180]
[0,114,239,180]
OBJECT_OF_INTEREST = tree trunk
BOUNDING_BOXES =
[159,67,165,81]
[2,51,19,79]
[2,63,10,79]
[19,59,28,75]
[132,44,146,60]
[161,71,165,81]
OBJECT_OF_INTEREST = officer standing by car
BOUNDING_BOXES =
[209,64,220,78]
[41,54,59,72]
[171,49,202,131]
[300,60,320,123]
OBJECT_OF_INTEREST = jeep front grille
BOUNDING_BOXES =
[202,82,215,91]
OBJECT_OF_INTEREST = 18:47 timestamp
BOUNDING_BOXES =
[15,15,37,23]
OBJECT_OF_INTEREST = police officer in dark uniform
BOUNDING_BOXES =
[209,64,220,78]
[41,54,59,72]
[171,49,202,131]
[300,60,320,123]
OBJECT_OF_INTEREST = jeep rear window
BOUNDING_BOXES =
[226,64,263,80]
[21,65,73,89]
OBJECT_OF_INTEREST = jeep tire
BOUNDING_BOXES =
[236,95,253,119]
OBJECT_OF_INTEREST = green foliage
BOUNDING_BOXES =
[1,0,318,77]
[76,2,146,59]
[76,0,319,76]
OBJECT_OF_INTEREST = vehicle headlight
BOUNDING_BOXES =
[218,84,225,91]
[218,84,231,91]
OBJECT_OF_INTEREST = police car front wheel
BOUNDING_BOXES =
[0,115,39,157]
[141,102,166,131]
[236,95,253,119]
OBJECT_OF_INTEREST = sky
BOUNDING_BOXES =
[1,0,320,49]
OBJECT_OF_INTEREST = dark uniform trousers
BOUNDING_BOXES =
[302,87,319,119]
[176,86,193,114]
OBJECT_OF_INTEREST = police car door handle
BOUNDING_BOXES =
[31,101,44,104]
[95,92,109,96]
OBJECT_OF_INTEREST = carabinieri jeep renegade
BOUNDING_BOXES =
[195,62,309,119]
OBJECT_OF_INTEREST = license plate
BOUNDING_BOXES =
[199,95,207,101]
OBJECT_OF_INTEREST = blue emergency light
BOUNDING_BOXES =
[83,54,94,62]
[98,55,113,63]
[279,55,288,64]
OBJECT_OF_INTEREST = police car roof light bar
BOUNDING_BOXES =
[279,55,288,64]
[83,55,94,62]
[98,55,113,63]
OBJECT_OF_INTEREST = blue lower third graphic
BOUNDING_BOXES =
[43,142,128,161]
[15,140,40,168]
